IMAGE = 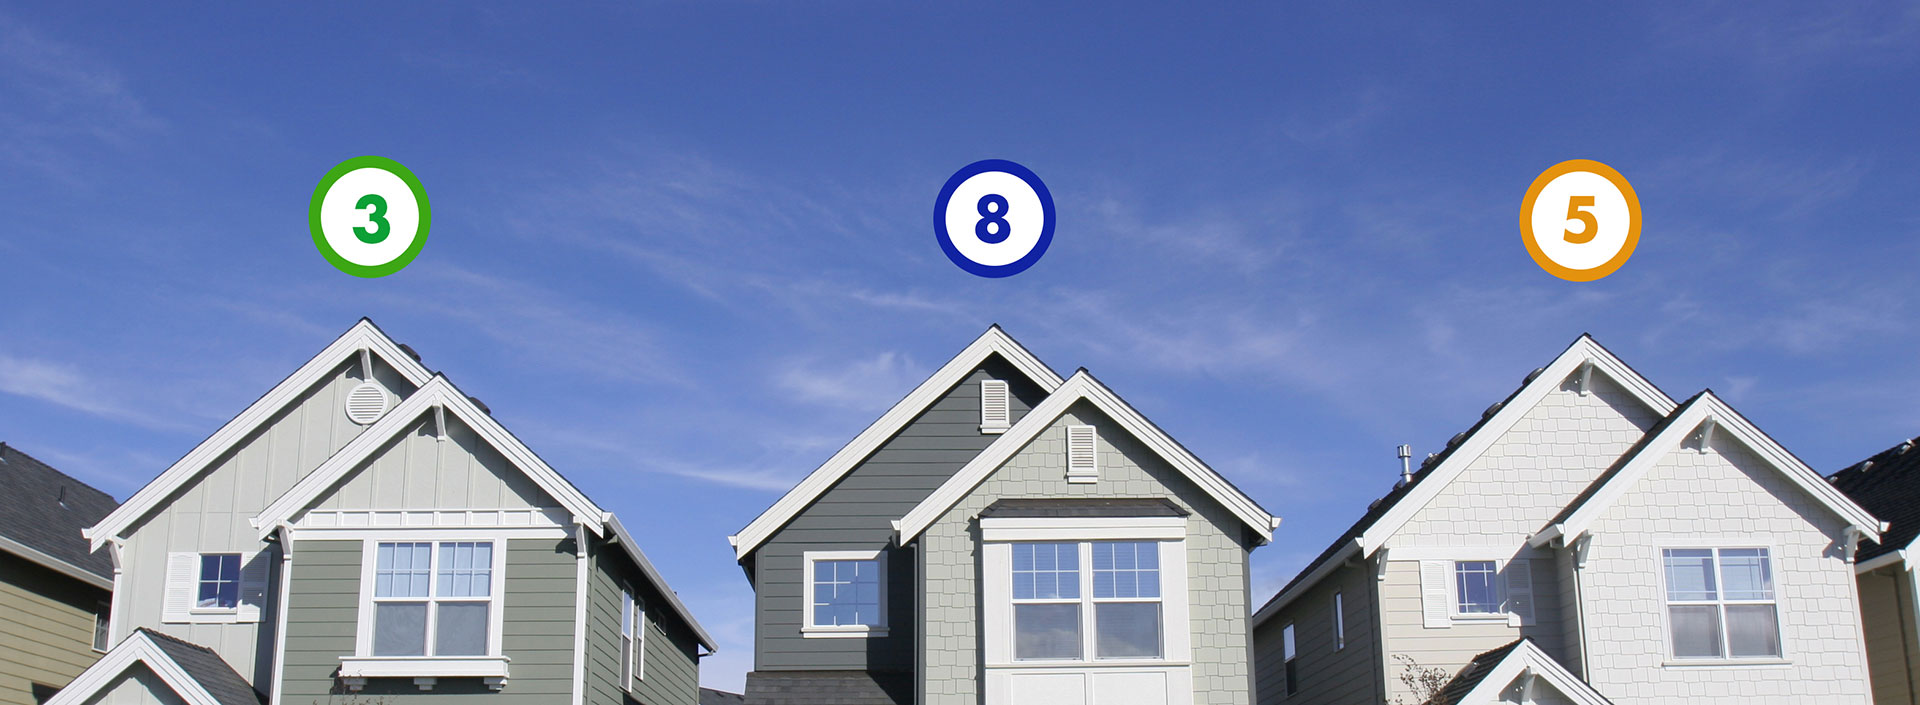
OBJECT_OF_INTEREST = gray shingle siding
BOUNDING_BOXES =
[751,357,1045,675]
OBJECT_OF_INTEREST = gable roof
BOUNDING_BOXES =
[44,628,263,705]
[1532,389,1883,548]
[250,374,607,537]
[86,319,433,551]
[1432,638,1612,705]
[1829,435,1920,564]
[894,370,1277,544]
[1254,335,1673,625]
[0,443,118,588]
[729,325,1064,560]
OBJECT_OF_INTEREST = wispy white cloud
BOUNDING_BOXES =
[0,353,196,432]
[0,13,163,180]
[775,351,926,412]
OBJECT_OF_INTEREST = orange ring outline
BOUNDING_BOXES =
[1519,159,1641,282]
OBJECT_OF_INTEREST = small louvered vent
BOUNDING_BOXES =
[1066,425,1098,483]
[345,383,389,425]
[980,380,1010,432]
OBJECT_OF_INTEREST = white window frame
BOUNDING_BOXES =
[350,534,508,661]
[1332,590,1344,651]
[1655,544,1789,666]
[1281,622,1297,696]
[801,550,888,638]
[979,516,1190,668]
[93,600,110,653]
[620,584,637,691]
[635,594,647,681]
[1452,560,1503,618]
[192,553,243,615]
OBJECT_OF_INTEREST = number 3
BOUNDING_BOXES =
[1563,195,1597,244]
[355,194,390,244]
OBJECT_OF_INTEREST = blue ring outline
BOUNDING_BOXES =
[933,159,1055,278]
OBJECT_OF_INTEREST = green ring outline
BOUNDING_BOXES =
[309,155,432,278]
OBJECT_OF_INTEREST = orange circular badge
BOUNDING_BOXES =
[1519,159,1641,282]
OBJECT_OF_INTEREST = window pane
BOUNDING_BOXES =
[1282,623,1295,659]
[1455,561,1499,613]
[94,605,109,651]
[373,603,427,656]
[1718,549,1773,601]
[1664,549,1719,601]
[196,555,239,609]
[435,603,489,656]
[1726,604,1782,658]
[1093,542,1159,600]
[437,542,492,598]
[1012,543,1080,600]
[811,559,881,627]
[621,589,635,633]
[1014,603,1081,660]
[1669,605,1724,658]
[1096,602,1161,659]
[376,543,431,598]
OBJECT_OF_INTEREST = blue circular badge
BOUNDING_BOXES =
[934,159,1055,278]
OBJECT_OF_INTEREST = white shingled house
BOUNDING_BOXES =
[1250,335,1885,705]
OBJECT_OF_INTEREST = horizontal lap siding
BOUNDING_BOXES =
[0,554,107,705]
[1252,562,1376,705]
[588,538,703,705]
[281,538,578,703]
[1858,569,1917,705]
[1378,557,1565,703]
[754,357,1045,673]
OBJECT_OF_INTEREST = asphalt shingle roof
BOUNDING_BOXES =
[701,687,748,705]
[137,628,265,705]
[1829,434,1920,562]
[0,442,118,579]
[1431,639,1527,705]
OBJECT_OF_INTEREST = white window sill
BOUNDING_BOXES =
[339,655,511,688]
[802,626,888,639]
[1450,613,1507,622]
[990,659,1191,669]
[980,425,1010,434]
[1661,658,1791,669]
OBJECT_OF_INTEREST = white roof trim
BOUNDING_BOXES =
[730,326,1064,560]
[43,630,226,705]
[607,515,718,652]
[250,375,607,538]
[0,535,112,590]
[1251,538,1360,626]
[1535,391,1884,547]
[1356,335,1675,557]
[86,319,433,551]
[895,370,1276,545]
[1450,639,1613,705]
[1857,550,1908,574]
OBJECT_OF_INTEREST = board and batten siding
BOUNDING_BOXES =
[280,538,578,702]
[111,357,417,686]
[1579,433,1873,703]
[1856,567,1918,705]
[1251,561,1377,705]
[919,402,1256,705]
[0,553,108,705]
[753,357,1045,674]
[585,538,702,705]
[299,412,554,516]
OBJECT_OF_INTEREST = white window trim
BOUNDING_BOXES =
[1654,543,1791,667]
[190,553,244,616]
[348,533,510,687]
[620,584,637,692]
[980,516,1191,669]
[801,550,889,638]
[1281,621,1297,696]
[635,595,647,681]
[1450,560,1505,620]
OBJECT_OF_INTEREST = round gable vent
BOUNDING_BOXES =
[345,383,389,425]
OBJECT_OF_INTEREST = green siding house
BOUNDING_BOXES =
[42,319,715,705]
[729,327,1280,705]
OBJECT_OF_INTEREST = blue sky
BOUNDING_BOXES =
[3,2,1919,691]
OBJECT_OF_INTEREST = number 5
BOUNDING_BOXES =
[1563,196,1597,244]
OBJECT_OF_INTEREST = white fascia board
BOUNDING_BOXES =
[42,631,224,705]
[606,515,718,652]
[1452,640,1612,705]
[895,371,1276,546]
[1548,392,1884,546]
[1252,538,1361,627]
[87,319,433,551]
[731,326,1064,560]
[1857,550,1909,574]
[0,535,112,590]
[251,376,606,539]
[1357,335,1676,557]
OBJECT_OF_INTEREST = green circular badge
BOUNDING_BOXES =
[309,156,431,278]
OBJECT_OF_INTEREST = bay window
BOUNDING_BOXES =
[1007,540,1168,662]
[1662,547,1782,660]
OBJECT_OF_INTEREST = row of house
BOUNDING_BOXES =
[8,320,1920,704]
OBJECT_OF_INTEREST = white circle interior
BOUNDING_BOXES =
[320,167,421,267]
[1531,170,1630,272]
[944,171,1045,268]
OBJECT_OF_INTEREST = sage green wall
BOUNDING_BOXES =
[585,538,701,705]
[279,538,577,703]
[0,553,107,705]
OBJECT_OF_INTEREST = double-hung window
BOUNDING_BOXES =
[370,541,495,657]
[620,586,645,687]
[802,550,887,637]
[1663,547,1782,660]
[1281,623,1297,695]
[1010,540,1166,661]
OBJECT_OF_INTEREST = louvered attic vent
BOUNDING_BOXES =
[980,380,1011,433]
[344,383,389,425]
[1066,424,1098,483]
